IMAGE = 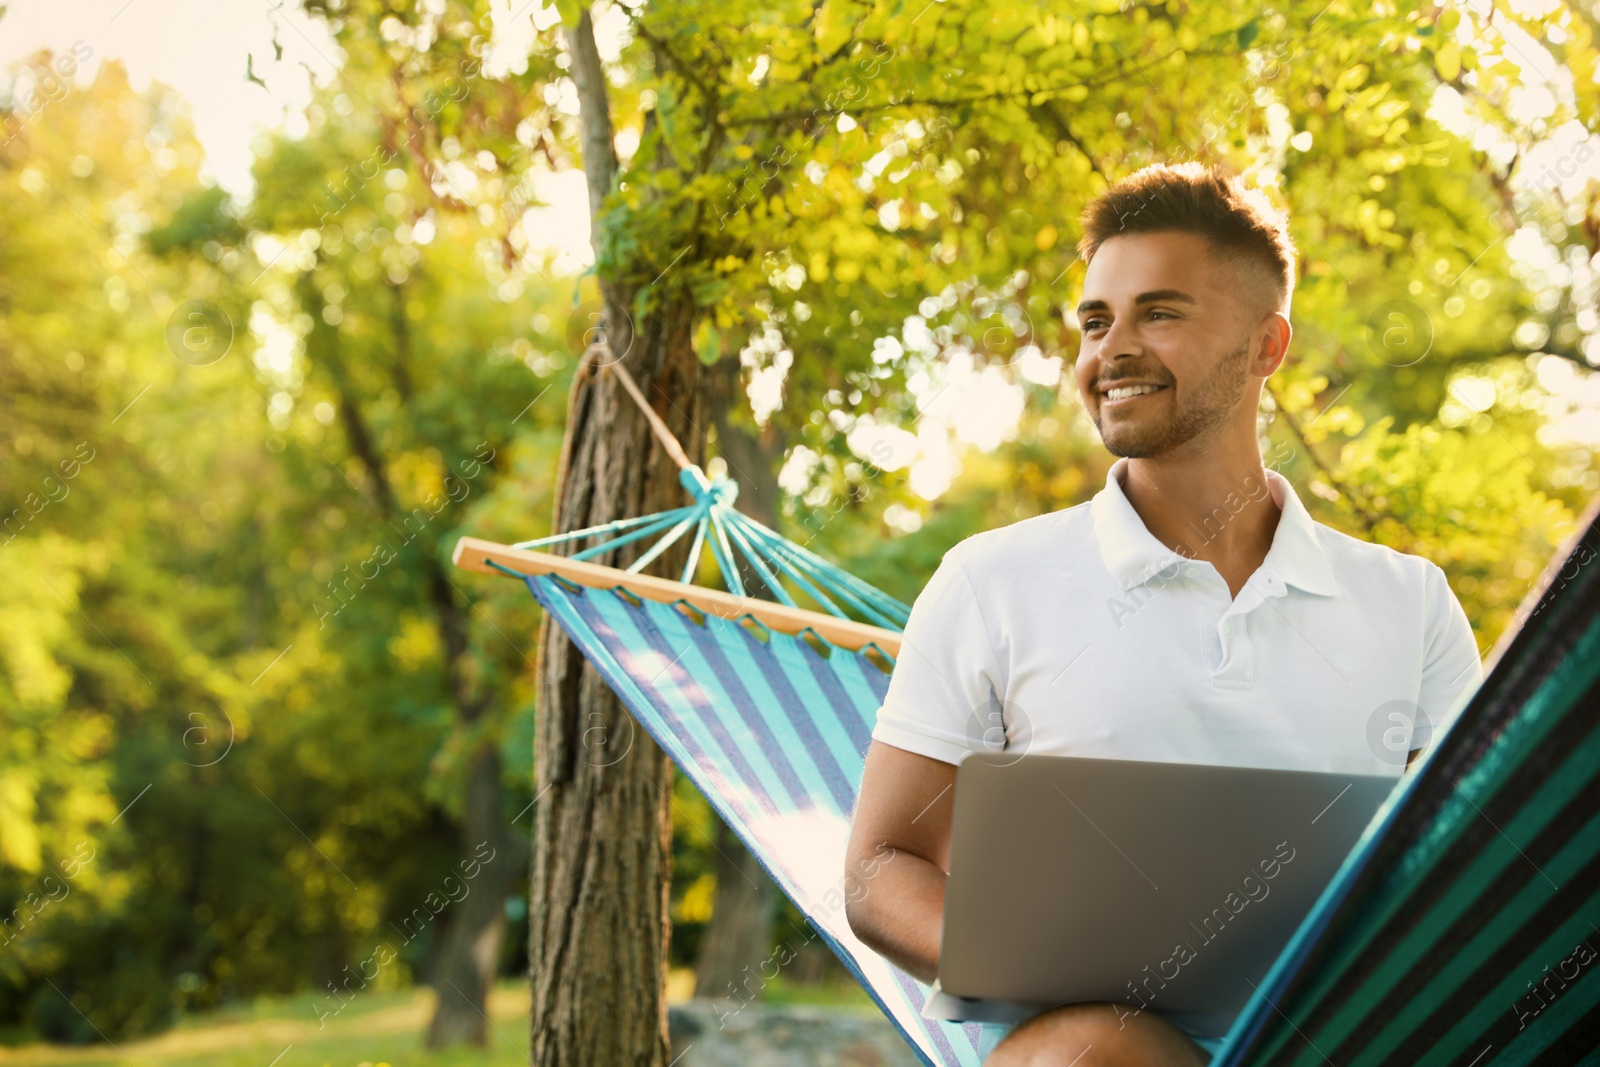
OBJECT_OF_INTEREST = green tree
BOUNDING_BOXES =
[244,81,573,1044]
[0,56,303,1038]
[0,50,559,1043]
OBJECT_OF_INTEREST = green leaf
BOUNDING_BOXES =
[655,83,693,171]
[1236,19,1259,49]
[693,319,723,365]
[1436,41,1461,81]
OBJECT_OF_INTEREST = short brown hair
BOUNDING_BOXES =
[1077,162,1297,319]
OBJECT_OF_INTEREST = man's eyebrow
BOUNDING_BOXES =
[1075,289,1198,315]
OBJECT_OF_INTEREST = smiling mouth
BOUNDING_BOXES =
[1100,383,1168,404]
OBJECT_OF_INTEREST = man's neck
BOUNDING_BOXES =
[1119,445,1282,599]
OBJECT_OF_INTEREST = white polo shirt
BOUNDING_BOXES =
[872,458,1483,777]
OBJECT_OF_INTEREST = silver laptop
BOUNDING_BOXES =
[922,753,1396,1037]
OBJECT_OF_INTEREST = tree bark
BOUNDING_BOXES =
[527,10,709,1064]
[526,304,706,1066]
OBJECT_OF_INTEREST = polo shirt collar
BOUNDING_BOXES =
[1090,458,1341,597]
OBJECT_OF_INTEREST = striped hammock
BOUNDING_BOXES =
[458,447,1600,1065]
[1212,498,1600,1066]
[457,459,987,1065]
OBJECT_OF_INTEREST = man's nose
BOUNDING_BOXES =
[1098,317,1141,360]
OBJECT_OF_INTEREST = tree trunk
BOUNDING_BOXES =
[691,822,779,1001]
[526,307,707,1065]
[528,16,709,1063]
[692,357,784,1000]
[425,743,518,1047]
[300,269,518,1048]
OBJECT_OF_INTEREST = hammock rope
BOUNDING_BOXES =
[509,356,910,630]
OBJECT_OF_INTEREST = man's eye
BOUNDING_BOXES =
[1084,320,1107,331]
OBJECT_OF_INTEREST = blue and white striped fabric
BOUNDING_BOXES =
[522,571,987,1067]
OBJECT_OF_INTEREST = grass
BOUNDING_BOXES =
[0,984,531,1067]
[0,975,880,1066]
[664,967,878,1013]
[752,974,878,1012]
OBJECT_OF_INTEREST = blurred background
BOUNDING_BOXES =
[3,0,1600,1064]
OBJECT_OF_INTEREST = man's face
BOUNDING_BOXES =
[1073,231,1276,459]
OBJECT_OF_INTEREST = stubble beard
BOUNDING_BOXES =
[1097,335,1253,459]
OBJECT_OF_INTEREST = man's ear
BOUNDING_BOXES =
[1254,312,1291,377]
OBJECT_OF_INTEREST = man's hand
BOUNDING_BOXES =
[843,741,959,984]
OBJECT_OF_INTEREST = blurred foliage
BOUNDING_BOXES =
[2,0,1600,1047]
[0,57,548,1042]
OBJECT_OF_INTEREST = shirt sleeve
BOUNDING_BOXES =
[871,547,1005,766]
[1410,561,1483,753]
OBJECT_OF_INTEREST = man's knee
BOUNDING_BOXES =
[983,1002,1209,1066]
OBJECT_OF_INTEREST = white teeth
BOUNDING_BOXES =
[1105,385,1160,400]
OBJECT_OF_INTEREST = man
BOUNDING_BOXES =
[843,162,1483,1065]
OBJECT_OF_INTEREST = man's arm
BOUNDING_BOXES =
[1406,562,1485,773]
[844,741,958,985]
